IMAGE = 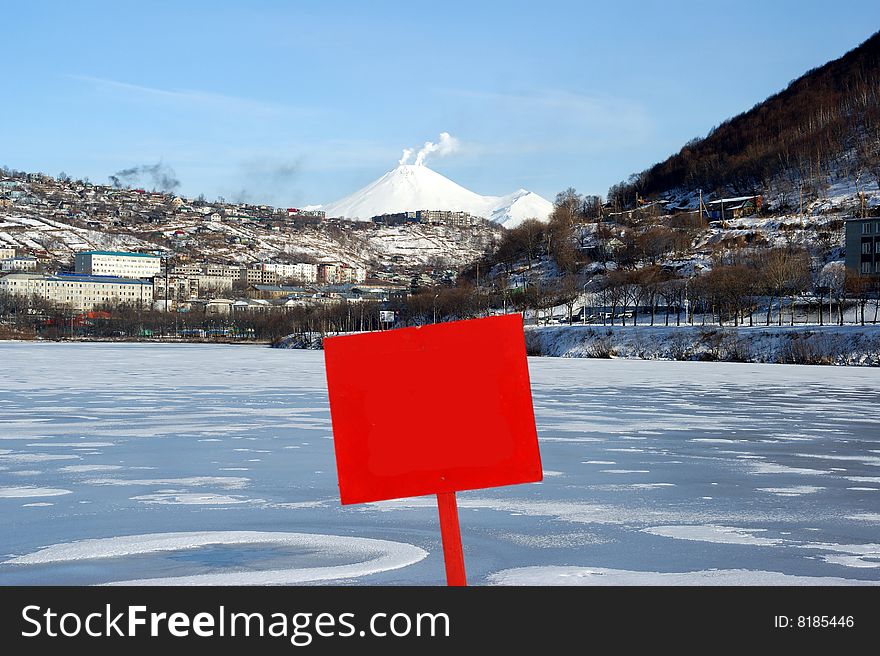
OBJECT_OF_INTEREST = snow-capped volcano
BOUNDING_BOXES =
[321,164,552,228]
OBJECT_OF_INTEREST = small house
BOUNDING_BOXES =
[706,195,762,220]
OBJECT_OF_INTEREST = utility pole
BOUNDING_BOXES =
[582,282,589,325]
[799,182,803,219]
[165,259,169,308]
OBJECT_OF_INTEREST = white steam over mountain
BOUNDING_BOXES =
[319,134,553,227]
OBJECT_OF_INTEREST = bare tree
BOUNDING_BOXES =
[762,248,811,326]
[553,274,584,325]
[846,271,872,326]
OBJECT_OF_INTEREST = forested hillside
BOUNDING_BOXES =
[608,31,880,209]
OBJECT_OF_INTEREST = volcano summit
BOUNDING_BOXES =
[320,163,553,228]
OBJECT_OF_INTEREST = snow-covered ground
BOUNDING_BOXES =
[526,324,880,366]
[1,344,878,585]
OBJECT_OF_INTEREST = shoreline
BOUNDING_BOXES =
[0,336,273,345]
[5,323,880,366]
[523,323,880,366]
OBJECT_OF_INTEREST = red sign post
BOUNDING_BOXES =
[323,314,542,585]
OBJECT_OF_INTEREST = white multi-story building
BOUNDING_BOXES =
[0,247,15,260]
[74,250,161,279]
[0,273,153,311]
[1,256,37,272]
[260,262,319,282]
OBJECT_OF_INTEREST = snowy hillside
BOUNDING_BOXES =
[321,164,553,227]
[0,171,505,281]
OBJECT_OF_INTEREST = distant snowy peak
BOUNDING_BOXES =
[321,164,552,227]
[490,189,554,228]
[322,165,486,220]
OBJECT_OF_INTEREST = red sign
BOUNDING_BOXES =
[323,314,542,505]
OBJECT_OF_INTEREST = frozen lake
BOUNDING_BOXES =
[1,342,878,585]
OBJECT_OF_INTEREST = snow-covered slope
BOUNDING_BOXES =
[323,165,486,220]
[321,164,553,227]
[489,189,554,228]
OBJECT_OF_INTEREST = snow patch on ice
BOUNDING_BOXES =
[750,462,829,476]
[130,493,262,505]
[642,525,784,546]
[757,486,825,496]
[84,476,249,489]
[488,566,879,586]
[270,500,330,509]
[847,513,880,522]
[807,543,880,568]
[600,483,675,490]
[3,531,428,585]
[0,453,80,463]
[31,442,114,448]
[496,532,608,548]
[0,486,72,499]
[59,465,123,473]
[795,452,880,466]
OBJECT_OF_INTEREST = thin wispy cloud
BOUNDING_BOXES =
[441,87,653,150]
[69,74,293,117]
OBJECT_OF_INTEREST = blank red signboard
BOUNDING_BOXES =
[324,314,542,505]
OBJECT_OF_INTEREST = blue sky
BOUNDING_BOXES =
[1,1,877,206]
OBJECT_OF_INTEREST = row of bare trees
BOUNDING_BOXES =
[2,296,388,343]
[413,244,880,328]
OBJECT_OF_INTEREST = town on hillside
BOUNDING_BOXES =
[1,162,879,347]
[0,169,505,339]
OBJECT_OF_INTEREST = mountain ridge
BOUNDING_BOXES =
[607,30,880,209]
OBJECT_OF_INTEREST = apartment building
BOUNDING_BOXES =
[259,262,319,282]
[0,272,153,311]
[74,250,161,278]
[845,218,880,275]
[1,256,38,272]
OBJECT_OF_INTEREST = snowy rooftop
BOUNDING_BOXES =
[706,196,759,206]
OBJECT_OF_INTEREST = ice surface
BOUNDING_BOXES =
[0,343,878,585]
